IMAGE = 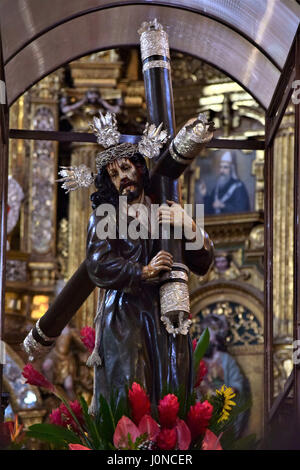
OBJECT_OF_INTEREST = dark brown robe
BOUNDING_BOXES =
[86,209,213,408]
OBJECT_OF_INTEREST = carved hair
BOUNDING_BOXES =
[90,153,150,209]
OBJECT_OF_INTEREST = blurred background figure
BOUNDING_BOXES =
[196,313,251,436]
[199,151,250,214]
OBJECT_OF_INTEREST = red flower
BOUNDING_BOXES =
[194,360,208,388]
[49,408,66,427]
[69,400,84,424]
[59,400,84,433]
[22,364,55,392]
[158,394,179,428]
[156,427,177,450]
[0,416,24,448]
[128,382,151,425]
[5,416,24,443]
[69,444,91,450]
[192,338,197,351]
[187,400,213,440]
[49,401,84,433]
[80,327,95,354]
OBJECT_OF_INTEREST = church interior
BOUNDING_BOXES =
[0,0,300,451]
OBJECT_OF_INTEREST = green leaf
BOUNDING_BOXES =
[113,393,130,426]
[26,423,82,448]
[79,396,102,449]
[193,328,210,377]
[98,394,115,444]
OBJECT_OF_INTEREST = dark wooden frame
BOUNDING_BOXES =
[264,25,300,434]
[8,129,265,150]
[0,25,9,422]
[0,19,298,430]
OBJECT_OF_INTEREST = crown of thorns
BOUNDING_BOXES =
[57,112,168,193]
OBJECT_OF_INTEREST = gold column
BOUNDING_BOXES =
[272,103,295,395]
[26,72,62,290]
[68,144,98,328]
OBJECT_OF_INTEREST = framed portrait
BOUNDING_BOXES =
[194,149,256,216]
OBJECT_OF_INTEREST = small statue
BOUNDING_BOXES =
[60,89,122,120]
[42,324,87,400]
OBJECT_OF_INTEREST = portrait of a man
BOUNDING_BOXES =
[196,150,254,216]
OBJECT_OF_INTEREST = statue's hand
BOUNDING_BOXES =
[158,201,202,242]
[142,250,173,279]
[157,200,196,231]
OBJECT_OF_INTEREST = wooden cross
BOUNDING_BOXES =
[23,20,213,345]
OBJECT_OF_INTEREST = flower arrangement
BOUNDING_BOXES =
[22,328,252,450]
[0,416,25,450]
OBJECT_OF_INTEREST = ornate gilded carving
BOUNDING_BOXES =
[57,218,69,280]
[204,212,263,245]
[192,301,263,347]
[252,151,265,212]
[28,262,56,287]
[247,225,264,250]
[30,108,56,254]
[29,72,62,101]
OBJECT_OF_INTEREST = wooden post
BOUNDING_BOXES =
[294,25,300,436]
[0,25,9,423]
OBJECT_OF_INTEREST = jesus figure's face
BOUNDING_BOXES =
[106,157,143,203]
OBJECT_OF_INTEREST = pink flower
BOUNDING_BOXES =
[69,444,91,450]
[194,360,208,388]
[128,382,151,425]
[138,415,160,441]
[113,416,141,449]
[158,394,179,428]
[80,327,95,354]
[202,429,223,450]
[22,364,55,392]
[113,414,192,450]
[192,338,197,352]
[156,427,177,450]
[175,418,191,450]
[113,415,160,449]
[187,400,213,440]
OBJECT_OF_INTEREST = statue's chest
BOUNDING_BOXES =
[117,235,155,265]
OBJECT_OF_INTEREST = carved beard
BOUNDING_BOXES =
[119,179,143,203]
